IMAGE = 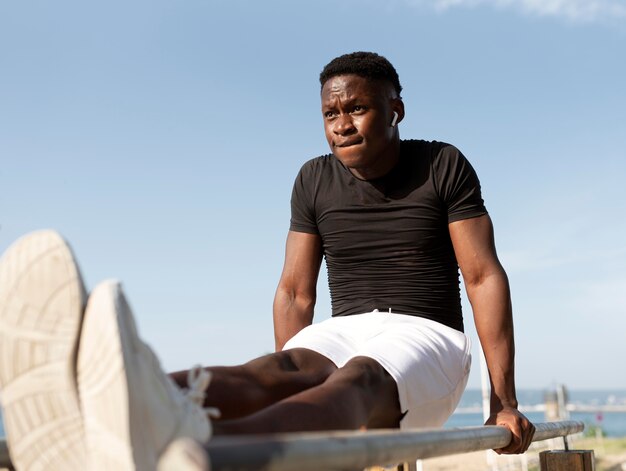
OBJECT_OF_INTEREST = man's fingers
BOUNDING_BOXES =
[497,429,522,454]
[515,417,535,453]
[487,409,536,455]
[522,422,536,452]
[496,419,535,454]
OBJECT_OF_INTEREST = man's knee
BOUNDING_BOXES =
[245,348,337,386]
[286,348,337,376]
[328,356,392,389]
[327,356,402,428]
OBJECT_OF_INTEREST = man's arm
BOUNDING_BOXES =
[449,214,535,454]
[273,230,323,351]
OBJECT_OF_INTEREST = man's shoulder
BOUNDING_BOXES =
[402,140,471,173]
[401,139,459,157]
[302,152,335,167]
[298,153,338,176]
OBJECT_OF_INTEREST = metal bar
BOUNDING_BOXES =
[205,421,584,471]
[0,420,584,470]
[531,421,583,442]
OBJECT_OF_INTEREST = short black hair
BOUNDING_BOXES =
[319,51,402,97]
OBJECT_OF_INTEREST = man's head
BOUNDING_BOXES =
[319,52,405,180]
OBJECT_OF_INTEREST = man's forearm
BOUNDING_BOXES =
[273,286,315,351]
[467,269,518,410]
[451,216,534,453]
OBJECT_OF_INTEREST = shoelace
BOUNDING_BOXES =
[185,365,221,419]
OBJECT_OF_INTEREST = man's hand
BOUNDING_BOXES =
[485,406,535,454]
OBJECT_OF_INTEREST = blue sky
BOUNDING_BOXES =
[1,0,625,390]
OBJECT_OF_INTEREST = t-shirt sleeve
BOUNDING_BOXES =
[432,144,488,223]
[289,163,319,234]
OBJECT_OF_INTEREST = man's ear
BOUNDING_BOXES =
[391,99,405,126]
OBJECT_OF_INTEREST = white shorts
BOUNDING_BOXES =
[283,311,471,430]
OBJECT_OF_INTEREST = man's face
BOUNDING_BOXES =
[321,74,401,180]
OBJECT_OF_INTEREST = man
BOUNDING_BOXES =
[0,52,534,470]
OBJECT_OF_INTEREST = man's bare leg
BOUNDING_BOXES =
[170,348,338,420]
[212,356,404,434]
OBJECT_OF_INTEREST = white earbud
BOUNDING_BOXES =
[391,111,399,127]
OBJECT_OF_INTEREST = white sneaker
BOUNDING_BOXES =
[77,280,212,470]
[0,230,88,470]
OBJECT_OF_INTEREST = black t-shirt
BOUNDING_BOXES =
[290,140,487,332]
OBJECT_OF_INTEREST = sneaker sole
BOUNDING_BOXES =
[77,280,155,471]
[0,230,87,470]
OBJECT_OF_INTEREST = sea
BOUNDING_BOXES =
[1,388,625,438]
[444,388,626,437]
